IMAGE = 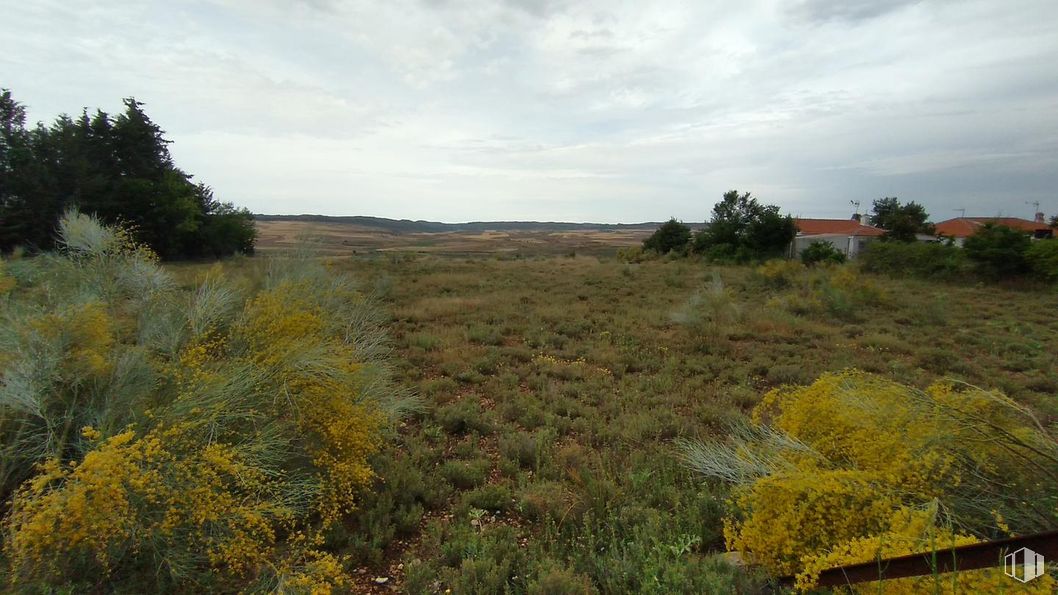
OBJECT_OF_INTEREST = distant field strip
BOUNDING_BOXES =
[254,220,650,255]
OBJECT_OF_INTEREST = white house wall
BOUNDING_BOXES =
[789,234,880,259]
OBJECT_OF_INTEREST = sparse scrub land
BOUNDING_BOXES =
[354,250,1058,592]
[3,216,1058,592]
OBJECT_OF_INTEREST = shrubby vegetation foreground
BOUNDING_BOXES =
[0,213,405,591]
[3,212,1058,592]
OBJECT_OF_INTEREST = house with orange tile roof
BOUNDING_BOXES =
[933,214,1053,246]
[789,217,886,259]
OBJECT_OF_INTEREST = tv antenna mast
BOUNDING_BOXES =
[955,208,966,218]
[1027,200,1040,215]
[850,200,861,215]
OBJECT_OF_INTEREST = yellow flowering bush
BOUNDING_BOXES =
[753,372,961,499]
[5,425,286,585]
[278,548,351,594]
[683,370,1058,591]
[754,259,804,288]
[761,264,885,320]
[31,302,116,378]
[724,469,899,575]
[1,212,397,592]
[236,281,384,525]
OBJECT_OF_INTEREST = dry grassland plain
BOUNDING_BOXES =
[253,220,650,256]
[166,221,1058,593]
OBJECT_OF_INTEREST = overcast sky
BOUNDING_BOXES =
[3,0,1057,223]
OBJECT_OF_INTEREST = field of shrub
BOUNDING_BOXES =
[3,226,1058,592]
[332,252,1057,592]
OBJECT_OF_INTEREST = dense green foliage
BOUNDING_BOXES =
[1026,239,1058,282]
[859,241,969,279]
[869,197,934,242]
[963,223,1031,278]
[692,190,796,262]
[799,241,845,266]
[642,218,691,254]
[0,90,255,259]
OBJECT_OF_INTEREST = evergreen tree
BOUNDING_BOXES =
[693,190,796,261]
[0,90,255,258]
[963,223,1031,278]
[869,197,933,242]
[643,218,692,254]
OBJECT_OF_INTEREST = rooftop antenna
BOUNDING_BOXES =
[1027,200,1040,215]
[850,200,860,215]
[955,208,966,218]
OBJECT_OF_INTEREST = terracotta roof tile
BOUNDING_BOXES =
[934,217,1051,238]
[794,219,886,237]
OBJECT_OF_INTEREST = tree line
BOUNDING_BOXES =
[643,193,938,259]
[643,190,798,261]
[642,192,1058,280]
[0,89,255,259]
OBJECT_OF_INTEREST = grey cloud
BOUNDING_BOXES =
[3,0,1057,222]
[789,0,922,24]
[501,0,568,18]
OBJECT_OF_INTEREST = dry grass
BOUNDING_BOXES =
[254,220,650,256]
[157,252,1058,593]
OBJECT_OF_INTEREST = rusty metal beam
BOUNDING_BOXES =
[777,529,1058,588]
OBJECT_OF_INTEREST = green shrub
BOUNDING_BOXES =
[401,558,436,594]
[753,259,804,288]
[616,246,655,263]
[499,430,552,470]
[1026,239,1058,282]
[423,522,528,593]
[642,218,691,255]
[409,332,442,351]
[671,272,743,339]
[764,266,882,323]
[464,484,515,512]
[519,481,571,522]
[963,223,1031,278]
[692,190,796,262]
[859,240,969,279]
[765,364,816,386]
[528,564,595,595]
[437,399,492,434]
[467,324,504,345]
[336,443,449,565]
[800,240,846,265]
[441,459,491,489]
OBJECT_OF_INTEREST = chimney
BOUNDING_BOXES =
[1036,212,1045,223]
[851,213,862,222]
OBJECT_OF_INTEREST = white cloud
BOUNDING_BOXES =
[2,0,1057,221]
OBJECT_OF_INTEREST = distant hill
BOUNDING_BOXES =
[253,214,705,234]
